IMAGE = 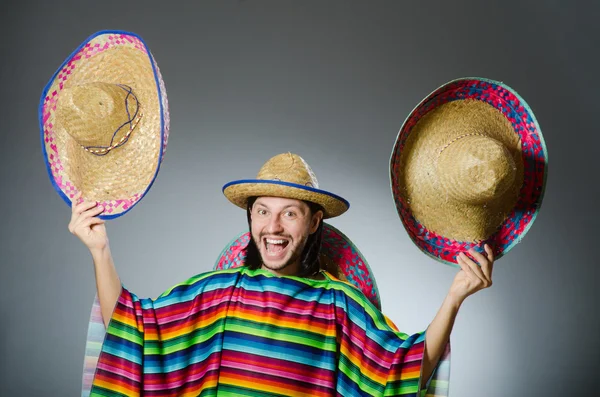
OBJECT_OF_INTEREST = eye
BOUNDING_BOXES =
[284,211,296,218]
[256,209,267,216]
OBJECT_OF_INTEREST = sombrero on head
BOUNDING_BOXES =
[39,30,169,219]
[223,153,349,219]
[221,153,380,307]
[214,223,382,309]
[390,77,547,266]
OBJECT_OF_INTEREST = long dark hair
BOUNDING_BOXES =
[244,197,324,277]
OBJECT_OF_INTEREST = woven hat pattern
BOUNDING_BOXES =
[390,78,547,265]
[214,223,381,309]
[40,31,169,218]
[223,153,350,219]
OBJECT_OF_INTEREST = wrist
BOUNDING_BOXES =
[444,292,465,311]
[90,244,111,261]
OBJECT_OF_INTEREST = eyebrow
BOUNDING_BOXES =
[254,202,306,213]
[281,205,304,212]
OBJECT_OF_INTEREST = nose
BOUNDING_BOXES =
[266,215,284,234]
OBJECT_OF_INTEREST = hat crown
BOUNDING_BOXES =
[437,134,516,204]
[54,82,142,150]
[256,153,320,188]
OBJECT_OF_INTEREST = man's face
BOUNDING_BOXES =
[250,196,322,276]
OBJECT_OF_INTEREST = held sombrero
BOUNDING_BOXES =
[223,153,349,219]
[390,78,547,266]
[39,30,169,219]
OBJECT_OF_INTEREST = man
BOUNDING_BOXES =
[69,152,493,397]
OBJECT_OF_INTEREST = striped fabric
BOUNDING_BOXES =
[85,267,450,396]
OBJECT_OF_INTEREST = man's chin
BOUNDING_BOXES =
[260,256,299,275]
[261,260,290,271]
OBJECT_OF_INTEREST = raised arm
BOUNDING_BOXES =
[68,192,122,327]
[420,244,495,388]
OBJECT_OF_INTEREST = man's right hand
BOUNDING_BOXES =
[69,192,121,327]
[68,192,108,253]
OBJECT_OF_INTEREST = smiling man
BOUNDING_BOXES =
[71,153,493,397]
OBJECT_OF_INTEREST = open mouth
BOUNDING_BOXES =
[263,237,290,257]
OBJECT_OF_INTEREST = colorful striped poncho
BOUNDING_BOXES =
[82,267,450,396]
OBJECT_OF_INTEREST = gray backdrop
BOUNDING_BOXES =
[1,1,598,396]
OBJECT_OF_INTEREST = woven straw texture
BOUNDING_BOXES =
[390,78,547,266]
[223,153,349,218]
[397,99,524,242]
[40,31,169,218]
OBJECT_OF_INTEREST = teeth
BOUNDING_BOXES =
[266,239,285,244]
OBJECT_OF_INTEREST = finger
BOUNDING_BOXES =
[72,200,97,216]
[70,201,99,229]
[72,205,104,231]
[481,245,494,283]
[469,248,492,283]
[456,254,478,281]
[458,252,487,285]
[484,244,495,264]
[456,255,474,275]
[80,217,106,230]
[78,205,104,222]
[468,247,488,265]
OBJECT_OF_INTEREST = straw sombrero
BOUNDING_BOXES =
[223,153,349,219]
[39,30,169,219]
[214,223,381,309]
[390,77,547,266]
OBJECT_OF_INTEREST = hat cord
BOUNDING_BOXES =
[83,84,143,156]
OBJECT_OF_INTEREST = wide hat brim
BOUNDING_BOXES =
[213,223,381,309]
[390,77,548,267]
[39,30,169,219]
[223,179,350,219]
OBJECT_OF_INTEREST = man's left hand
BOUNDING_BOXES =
[448,244,494,306]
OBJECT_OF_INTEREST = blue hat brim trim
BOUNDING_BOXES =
[222,179,350,209]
